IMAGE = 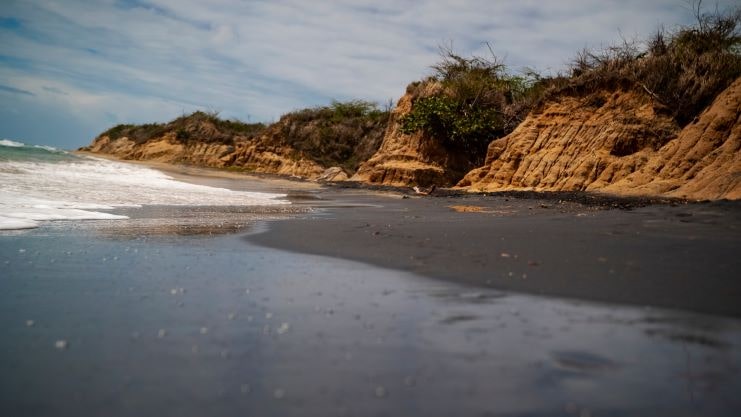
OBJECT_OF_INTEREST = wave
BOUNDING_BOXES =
[0,142,290,230]
[0,139,26,148]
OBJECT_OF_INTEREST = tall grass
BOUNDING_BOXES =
[562,4,740,125]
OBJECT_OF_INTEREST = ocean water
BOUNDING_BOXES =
[0,139,289,230]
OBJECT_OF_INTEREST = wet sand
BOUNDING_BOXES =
[2,221,741,417]
[250,187,741,318]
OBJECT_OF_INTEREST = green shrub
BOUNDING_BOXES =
[170,111,266,141]
[278,100,389,172]
[399,45,545,159]
[399,95,501,154]
[286,100,388,123]
[100,111,266,146]
[101,122,167,144]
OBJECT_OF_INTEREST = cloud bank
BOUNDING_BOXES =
[0,0,736,148]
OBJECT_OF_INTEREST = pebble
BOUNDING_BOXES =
[277,323,290,334]
[199,327,209,335]
[157,329,167,338]
[54,340,68,350]
[25,320,35,327]
[227,313,236,320]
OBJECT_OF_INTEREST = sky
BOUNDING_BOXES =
[0,0,737,149]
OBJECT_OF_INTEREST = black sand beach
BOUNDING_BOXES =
[3,164,741,417]
[250,186,741,317]
[95,160,741,318]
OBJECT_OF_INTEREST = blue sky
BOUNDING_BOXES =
[0,0,736,149]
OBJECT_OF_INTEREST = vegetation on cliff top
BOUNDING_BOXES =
[275,100,389,172]
[101,111,266,146]
[399,45,549,160]
[98,102,389,173]
[399,4,740,159]
[562,3,741,126]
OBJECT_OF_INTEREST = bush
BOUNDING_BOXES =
[100,111,266,145]
[399,45,546,159]
[170,111,266,141]
[286,100,388,123]
[277,100,390,172]
[399,95,501,154]
[101,122,167,144]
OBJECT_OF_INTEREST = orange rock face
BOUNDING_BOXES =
[460,77,741,200]
[352,82,481,187]
[603,78,741,200]
[87,132,325,178]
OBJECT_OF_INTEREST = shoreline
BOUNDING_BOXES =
[75,150,695,207]
[74,153,741,317]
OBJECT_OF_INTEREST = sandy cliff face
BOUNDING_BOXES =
[86,131,325,177]
[351,82,480,187]
[83,111,385,180]
[87,133,232,166]
[460,78,741,200]
[602,78,741,200]
[458,89,680,192]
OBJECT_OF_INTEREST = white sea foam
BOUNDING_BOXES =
[0,152,289,230]
[0,139,25,148]
[33,144,62,152]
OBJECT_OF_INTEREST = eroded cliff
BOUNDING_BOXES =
[603,77,741,199]
[459,77,741,200]
[83,107,386,180]
[351,82,484,187]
